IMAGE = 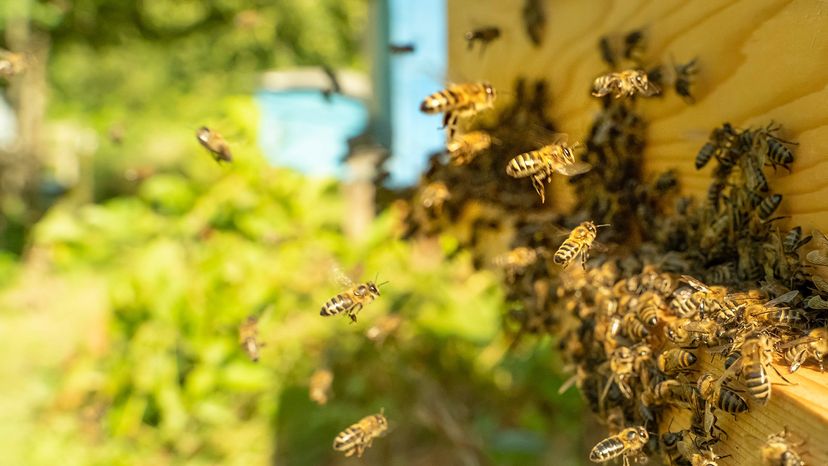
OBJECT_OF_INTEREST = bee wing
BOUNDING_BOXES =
[641,81,661,97]
[765,290,800,307]
[554,161,592,176]
[777,334,820,349]
[812,229,828,248]
[330,264,355,288]
[680,275,710,292]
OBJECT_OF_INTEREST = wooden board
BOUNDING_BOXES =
[448,1,828,464]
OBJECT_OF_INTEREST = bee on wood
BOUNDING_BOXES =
[553,221,608,269]
[742,155,769,193]
[320,267,384,323]
[589,426,649,466]
[0,49,27,78]
[761,428,806,466]
[196,127,233,163]
[733,334,777,405]
[309,368,334,405]
[522,0,546,47]
[506,136,591,203]
[805,229,828,266]
[238,316,263,362]
[636,292,664,327]
[743,290,804,331]
[673,57,699,103]
[420,181,451,214]
[657,348,698,374]
[743,122,796,172]
[388,43,415,54]
[419,82,497,139]
[464,26,501,53]
[592,69,660,99]
[446,130,492,165]
[782,226,811,255]
[332,410,388,458]
[781,327,827,373]
[646,379,697,408]
[697,373,749,415]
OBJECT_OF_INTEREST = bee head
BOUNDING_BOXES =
[196,126,211,141]
[483,82,496,101]
[636,427,649,440]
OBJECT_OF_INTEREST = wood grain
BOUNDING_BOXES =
[448,1,828,464]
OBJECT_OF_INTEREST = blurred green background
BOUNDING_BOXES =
[0,1,587,465]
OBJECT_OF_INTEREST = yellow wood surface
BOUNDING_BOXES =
[448,1,828,464]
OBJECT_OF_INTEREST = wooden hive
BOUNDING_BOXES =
[446,1,828,464]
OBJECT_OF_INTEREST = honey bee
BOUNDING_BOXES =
[735,334,776,404]
[589,426,649,466]
[681,275,744,323]
[419,82,497,138]
[673,57,699,104]
[238,316,263,362]
[670,286,703,318]
[781,327,827,373]
[592,69,660,99]
[742,155,769,193]
[636,292,664,327]
[420,181,451,214]
[505,136,592,203]
[623,29,646,63]
[754,194,783,222]
[657,348,698,374]
[782,226,811,255]
[805,229,828,266]
[364,314,403,346]
[604,346,635,399]
[522,0,546,46]
[553,221,608,269]
[761,428,805,466]
[697,373,749,415]
[622,313,649,341]
[645,379,697,408]
[309,368,334,405]
[196,127,233,163]
[493,246,547,281]
[446,131,492,165]
[696,142,716,170]
[744,122,796,172]
[464,26,501,53]
[388,43,416,54]
[0,49,27,78]
[332,410,388,458]
[320,267,384,323]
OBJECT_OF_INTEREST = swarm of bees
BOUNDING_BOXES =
[403,23,827,465]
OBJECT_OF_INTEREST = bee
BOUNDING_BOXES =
[761,428,805,466]
[419,82,497,138]
[705,262,738,285]
[196,127,233,163]
[238,316,263,362]
[505,137,592,203]
[446,131,492,165]
[554,221,609,269]
[681,275,744,323]
[589,426,649,466]
[420,181,451,214]
[320,267,384,323]
[736,334,776,404]
[464,26,501,53]
[782,226,811,255]
[755,194,783,222]
[673,57,699,103]
[388,43,415,54]
[742,155,769,192]
[493,246,547,281]
[805,229,828,266]
[592,69,660,99]
[0,49,27,78]
[696,142,716,170]
[309,368,334,405]
[697,373,749,414]
[364,314,403,346]
[522,0,546,46]
[657,348,698,374]
[670,286,703,318]
[745,122,796,172]
[743,290,803,330]
[622,313,649,341]
[599,36,617,68]
[781,327,827,373]
[332,410,389,458]
[623,29,646,63]
[604,346,635,399]
[636,292,664,327]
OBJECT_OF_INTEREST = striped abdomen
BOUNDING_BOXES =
[742,361,770,403]
[321,293,355,317]
[591,74,619,97]
[554,239,583,267]
[333,426,366,457]
[717,387,749,413]
[506,151,548,178]
[419,82,491,114]
[589,437,625,462]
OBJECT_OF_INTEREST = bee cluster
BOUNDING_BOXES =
[403,27,827,466]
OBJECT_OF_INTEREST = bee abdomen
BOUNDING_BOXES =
[589,438,625,461]
[506,153,544,177]
[420,89,457,114]
[553,241,580,266]
[743,363,770,402]
[320,294,353,316]
[718,388,749,413]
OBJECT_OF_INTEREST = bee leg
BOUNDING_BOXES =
[348,303,364,324]
[531,175,546,203]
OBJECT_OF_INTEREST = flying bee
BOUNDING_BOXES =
[505,136,592,203]
[589,426,649,466]
[388,43,415,54]
[0,49,27,78]
[673,57,699,103]
[320,267,385,323]
[493,246,548,281]
[419,82,496,138]
[238,316,263,362]
[697,373,749,415]
[780,327,828,373]
[592,69,660,99]
[196,127,233,163]
[553,221,609,269]
[309,368,334,405]
[522,0,546,46]
[657,348,698,374]
[761,428,805,466]
[446,130,492,165]
[364,314,403,346]
[332,410,389,458]
[464,26,501,53]
[420,181,451,214]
